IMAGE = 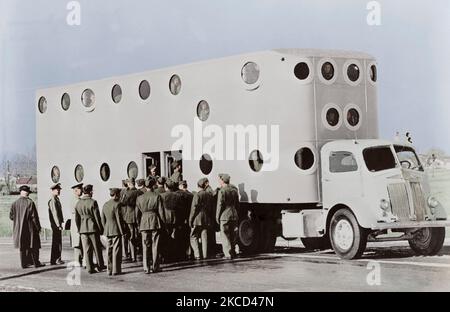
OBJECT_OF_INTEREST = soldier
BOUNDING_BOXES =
[189,178,214,260]
[177,180,194,260]
[48,183,64,265]
[101,188,124,276]
[136,178,164,274]
[75,184,106,273]
[170,161,182,183]
[216,174,239,259]
[135,178,146,257]
[136,179,146,195]
[10,185,45,268]
[147,165,159,181]
[122,178,140,262]
[119,179,129,259]
[70,183,83,266]
[155,177,166,195]
[160,180,183,262]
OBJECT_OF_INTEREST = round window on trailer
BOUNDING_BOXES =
[326,107,340,127]
[199,154,213,175]
[74,164,84,183]
[294,62,310,80]
[111,84,122,103]
[169,74,182,95]
[197,100,210,122]
[61,93,70,111]
[51,166,60,183]
[127,161,138,179]
[139,80,151,100]
[321,62,335,81]
[347,64,360,82]
[294,148,315,171]
[81,89,95,111]
[100,163,110,182]
[347,108,360,127]
[370,64,377,82]
[241,62,260,85]
[249,150,264,172]
[38,96,47,114]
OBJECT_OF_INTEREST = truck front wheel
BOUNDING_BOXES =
[408,227,445,256]
[329,209,367,259]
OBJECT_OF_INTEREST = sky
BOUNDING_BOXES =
[0,0,449,155]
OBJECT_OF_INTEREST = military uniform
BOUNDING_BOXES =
[48,184,64,265]
[101,193,124,275]
[70,183,83,266]
[75,193,105,273]
[189,185,214,259]
[177,186,194,259]
[216,174,239,258]
[136,189,164,273]
[160,183,183,262]
[122,186,140,261]
[170,170,182,184]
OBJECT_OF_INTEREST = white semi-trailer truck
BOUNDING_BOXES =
[36,49,449,259]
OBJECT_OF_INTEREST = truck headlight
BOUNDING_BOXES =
[427,196,439,208]
[380,199,390,211]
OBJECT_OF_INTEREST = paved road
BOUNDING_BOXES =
[1,237,450,292]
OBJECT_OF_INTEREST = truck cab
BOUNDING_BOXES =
[320,139,449,259]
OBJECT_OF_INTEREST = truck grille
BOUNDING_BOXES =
[387,183,411,221]
[410,182,426,221]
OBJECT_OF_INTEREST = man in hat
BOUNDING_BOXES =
[189,178,214,260]
[122,178,140,262]
[160,180,183,262]
[75,184,106,273]
[170,161,182,184]
[177,180,194,260]
[147,165,159,181]
[216,174,240,259]
[70,183,83,266]
[48,183,64,265]
[136,178,164,273]
[155,177,166,195]
[135,178,146,257]
[10,185,45,268]
[101,188,124,275]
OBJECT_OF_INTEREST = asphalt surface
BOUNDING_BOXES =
[1,237,450,292]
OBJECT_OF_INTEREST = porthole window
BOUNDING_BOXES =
[326,108,340,127]
[81,89,95,111]
[127,161,138,179]
[139,80,151,100]
[61,93,70,111]
[169,74,182,95]
[199,154,213,175]
[38,97,47,114]
[111,84,122,103]
[370,64,377,82]
[347,64,360,82]
[321,62,335,81]
[241,62,260,85]
[347,108,360,127]
[74,164,84,183]
[249,150,264,172]
[294,148,315,171]
[51,166,60,183]
[197,100,210,121]
[294,62,310,80]
[100,163,110,182]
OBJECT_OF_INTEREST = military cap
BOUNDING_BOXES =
[179,180,188,188]
[128,177,136,184]
[136,179,145,187]
[71,183,83,190]
[197,177,209,188]
[171,161,181,169]
[165,180,178,191]
[157,176,167,185]
[50,183,62,190]
[149,165,157,170]
[145,177,156,188]
[19,185,31,193]
[109,188,121,197]
[83,184,93,194]
[219,173,230,184]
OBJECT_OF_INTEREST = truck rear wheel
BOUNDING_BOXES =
[408,227,445,256]
[238,218,260,254]
[329,209,367,259]
[301,236,331,251]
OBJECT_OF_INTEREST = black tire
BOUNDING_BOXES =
[238,218,260,255]
[329,209,367,260]
[408,227,445,256]
[301,236,331,251]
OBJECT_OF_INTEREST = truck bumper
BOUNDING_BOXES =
[372,220,450,230]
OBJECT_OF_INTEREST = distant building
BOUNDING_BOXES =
[15,176,37,193]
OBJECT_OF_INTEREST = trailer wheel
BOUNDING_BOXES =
[408,227,445,256]
[238,218,259,254]
[329,209,367,259]
[301,236,331,251]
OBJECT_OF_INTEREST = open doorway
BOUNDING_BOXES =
[143,152,161,178]
[164,150,182,180]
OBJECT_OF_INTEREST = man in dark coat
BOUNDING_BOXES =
[177,180,194,260]
[136,178,164,274]
[189,178,214,260]
[216,174,240,259]
[48,183,64,265]
[155,177,166,195]
[10,185,45,268]
[101,188,124,275]
[75,184,105,273]
[122,178,140,262]
[170,161,182,184]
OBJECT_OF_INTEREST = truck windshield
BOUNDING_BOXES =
[394,145,424,171]
[363,146,397,172]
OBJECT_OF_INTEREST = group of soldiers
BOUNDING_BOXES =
[9,164,241,276]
